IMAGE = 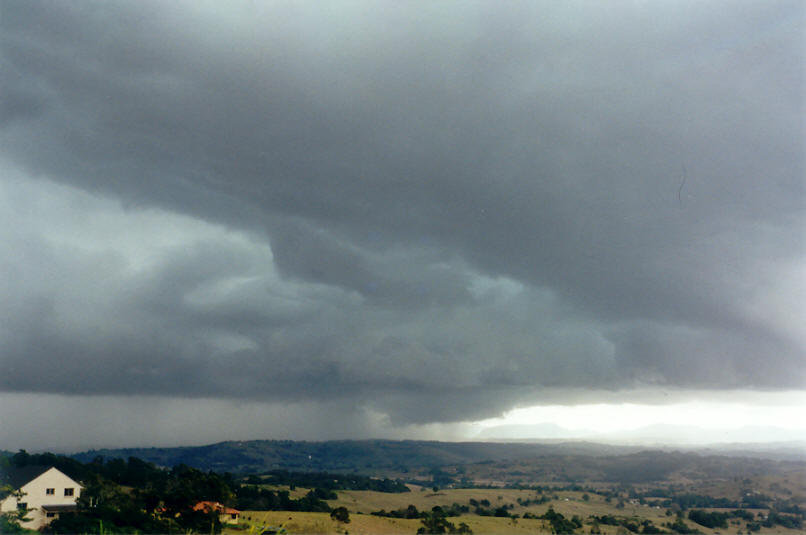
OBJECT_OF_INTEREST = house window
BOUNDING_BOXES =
[46,488,55,495]
[231,514,238,519]
[46,512,57,518]
[17,503,27,510]
[64,488,74,496]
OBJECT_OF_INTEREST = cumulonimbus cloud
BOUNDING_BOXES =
[0,1,803,426]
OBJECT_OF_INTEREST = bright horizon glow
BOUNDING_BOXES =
[473,392,806,435]
[1,391,805,452]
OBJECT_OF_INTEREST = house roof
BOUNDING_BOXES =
[193,501,240,515]
[2,465,54,489]
[41,504,79,513]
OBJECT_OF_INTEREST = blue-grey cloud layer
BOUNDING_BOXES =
[0,0,803,425]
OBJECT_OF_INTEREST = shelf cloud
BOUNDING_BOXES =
[0,1,803,444]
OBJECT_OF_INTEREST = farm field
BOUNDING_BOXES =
[231,509,802,535]
[228,454,806,534]
[329,487,617,515]
[231,511,573,535]
[229,483,805,535]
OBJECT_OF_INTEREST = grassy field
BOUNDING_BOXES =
[331,486,670,520]
[231,510,419,535]
[230,509,802,535]
[226,485,804,535]
[226,462,806,535]
[231,510,565,535]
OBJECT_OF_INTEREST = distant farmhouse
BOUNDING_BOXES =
[0,466,82,530]
[193,501,241,525]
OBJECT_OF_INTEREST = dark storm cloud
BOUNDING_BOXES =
[0,0,803,425]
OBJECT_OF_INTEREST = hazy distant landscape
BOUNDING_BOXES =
[476,423,806,447]
[68,438,806,474]
[4,439,805,534]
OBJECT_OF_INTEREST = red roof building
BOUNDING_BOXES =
[193,501,241,524]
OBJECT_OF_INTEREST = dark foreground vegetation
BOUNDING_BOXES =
[1,451,338,534]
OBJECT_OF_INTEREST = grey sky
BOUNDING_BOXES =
[0,1,803,448]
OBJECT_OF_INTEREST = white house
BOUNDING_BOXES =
[0,466,82,530]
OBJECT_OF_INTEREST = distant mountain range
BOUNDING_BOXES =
[67,437,806,475]
[70,439,627,474]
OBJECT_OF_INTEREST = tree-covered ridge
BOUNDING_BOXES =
[253,469,410,493]
[72,439,638,474]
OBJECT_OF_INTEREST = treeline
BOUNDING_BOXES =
[590,514,667,534]
[233,485,331,512]
[3,450,171,489]
[416,509,473,535]
[595,483,803,518]
[685,509,802,531]
[250,469,409,493]
[644,492,804,520]
[371,504,469,519]
[470,501,514,518]
[531,508,583,533]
